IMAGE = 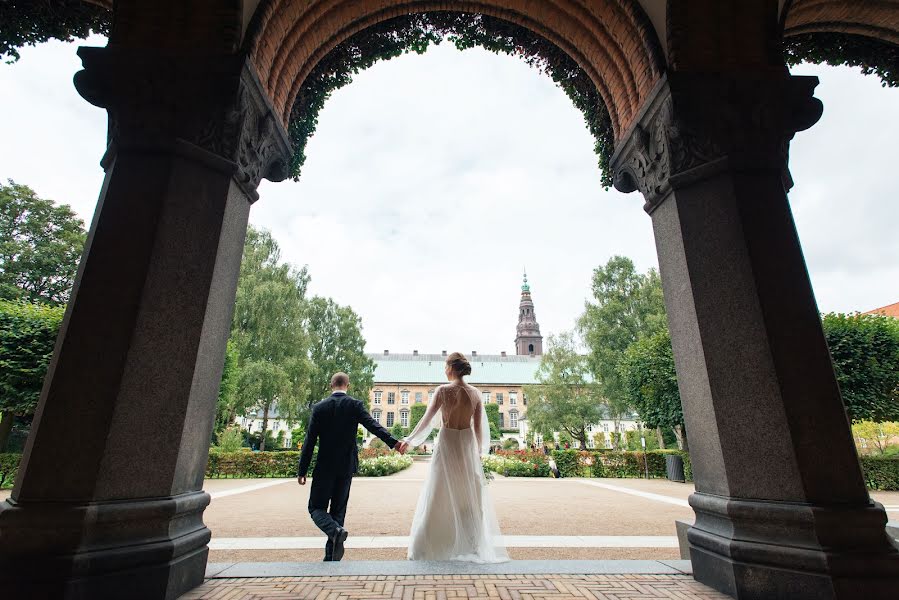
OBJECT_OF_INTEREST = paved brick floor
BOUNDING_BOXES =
[182,574,730,599]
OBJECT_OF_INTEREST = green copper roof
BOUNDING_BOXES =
[521,270,530,293]
[370,353,542,385]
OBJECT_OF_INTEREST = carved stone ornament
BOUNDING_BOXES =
[73,48,291,200]
[611,73,823,213]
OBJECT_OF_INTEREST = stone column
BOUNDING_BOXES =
[0,48,290,599]
[612,73,899,599]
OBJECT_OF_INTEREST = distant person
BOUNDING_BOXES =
[298,372,408,561]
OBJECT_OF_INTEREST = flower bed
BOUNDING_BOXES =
[356,454,413,477]
[483,452,550,477]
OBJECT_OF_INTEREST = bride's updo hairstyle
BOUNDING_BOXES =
[446,352,472,378]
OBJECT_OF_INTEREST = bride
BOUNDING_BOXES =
[403,352,509,562]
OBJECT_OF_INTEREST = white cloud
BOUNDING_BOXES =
[1,39,896,354]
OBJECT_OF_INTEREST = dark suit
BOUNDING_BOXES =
[298,391,399,560]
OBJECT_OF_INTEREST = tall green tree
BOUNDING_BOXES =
[578,256,666,423]
[619,330,687,450]
[526,332,605,448]
[0,0,110,63]
[304,296,375,410]
[822,312,899,423]
[230,227,311,450]
[0,180,86,305]
[213,340,243,437]
[0,300,64,450]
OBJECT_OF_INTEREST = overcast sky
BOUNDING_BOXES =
[1,35,896,355]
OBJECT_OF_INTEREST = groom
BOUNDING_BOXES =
[298,372,408,561]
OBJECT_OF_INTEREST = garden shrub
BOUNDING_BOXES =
[0,453,20,488]
[861,456,899,490]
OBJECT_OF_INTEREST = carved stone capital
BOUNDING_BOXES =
[73,48,290,201]
[611,73,823,213]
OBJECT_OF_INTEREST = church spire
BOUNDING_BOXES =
[515,270,543,356]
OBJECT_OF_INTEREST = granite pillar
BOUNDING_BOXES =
[0,48,290,599]
[612,73,899,599]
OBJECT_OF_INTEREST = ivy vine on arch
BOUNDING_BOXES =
[288,13,616,188]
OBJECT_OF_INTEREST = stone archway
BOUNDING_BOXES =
[2,2,899,599]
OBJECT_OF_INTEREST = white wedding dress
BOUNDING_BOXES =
[403,382,508,562]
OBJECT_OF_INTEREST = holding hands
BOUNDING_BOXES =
[395,441,409,455]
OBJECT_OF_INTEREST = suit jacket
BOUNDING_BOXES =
[298,392,399,478]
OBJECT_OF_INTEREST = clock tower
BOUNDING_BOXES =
[514,271,543,356]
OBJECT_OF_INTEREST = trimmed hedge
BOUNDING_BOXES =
[551,449,689,479]
[861,456,899,491]
[0,453,19,488]
[206,450,306,478]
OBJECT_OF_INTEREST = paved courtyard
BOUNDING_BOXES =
[199,460,899,562]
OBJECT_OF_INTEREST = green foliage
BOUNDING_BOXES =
[410,404,427,432]
[853,421,899,455]
[784,32,898,88]
[0,452,20,488]
[305,296,375,410]
[0,180,86,305]
[289,13,615,187]
[619,330,684,435]
[502,438,520,450]
[214,425,245,453]
[0,300,64,416]
[214,341,240,434]
[484,403,501,440]
[390,422,407,440]
[822,312,899,423]
[579,257,667,418]
[527,332,604,448]
[860,456,899,491]
[0,0,110,63]
[230,227,311,450]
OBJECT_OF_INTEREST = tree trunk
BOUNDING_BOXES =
[674,423,688,452]
[656,427,666,449]
[0,411,14,452]
[259,405,270,451]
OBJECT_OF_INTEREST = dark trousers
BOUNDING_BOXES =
[308,473,353,561]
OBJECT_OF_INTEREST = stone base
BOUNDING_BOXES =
[675,519,692,560]
[688,492,899,599]
[0,491,211,600]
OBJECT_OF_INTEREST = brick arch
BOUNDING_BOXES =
[783,0,899,46]
[246,0,664,140]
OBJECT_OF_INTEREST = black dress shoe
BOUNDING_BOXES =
[331,526,348,561]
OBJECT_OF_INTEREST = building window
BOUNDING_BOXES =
[415,392,423,403]
[388,392,395,404]
[374,391,382,405]
[401,410,409,427]
[401,390,409,404]
[496,393,503,404]
[373,410,382,423]
[483,391,491,403]
[510,392,517,406]
[510,410,519,429]
[499,413,505,427]
[603,423,609,433]
[428,389,435,402]
[528,343,534,353]
[386,412,395,426]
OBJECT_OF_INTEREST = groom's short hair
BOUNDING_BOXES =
[331,372,349,389]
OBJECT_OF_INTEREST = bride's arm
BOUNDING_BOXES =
[469,386,490,455]
[405,387,443,448]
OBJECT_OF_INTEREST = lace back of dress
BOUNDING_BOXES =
[441,384,477,430]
